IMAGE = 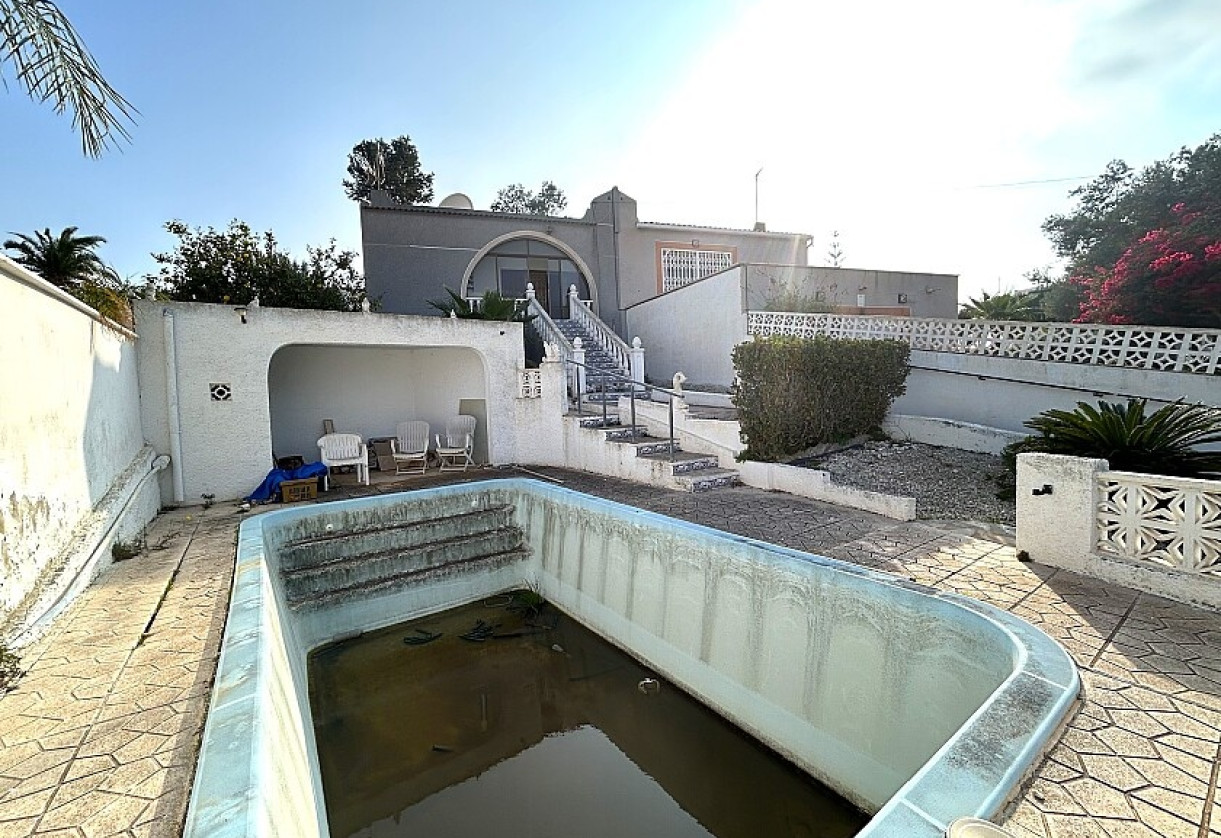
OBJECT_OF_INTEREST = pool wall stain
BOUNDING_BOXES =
[185,479,1080,838]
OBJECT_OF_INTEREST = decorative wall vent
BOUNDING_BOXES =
[209,383,232,402]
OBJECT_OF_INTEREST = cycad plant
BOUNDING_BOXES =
[428,288,532,322]
[958,290,1046,321]
[1007,399,1221,479]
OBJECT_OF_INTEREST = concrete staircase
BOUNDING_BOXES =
[278,503,529,608]
[578,415,741,492]
[554,319,637,402]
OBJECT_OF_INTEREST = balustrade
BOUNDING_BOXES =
[746,312,1221,375]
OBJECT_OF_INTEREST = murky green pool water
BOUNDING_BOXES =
[309,595,866,838]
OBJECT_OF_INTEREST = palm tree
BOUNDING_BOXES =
[958,290,1046,321]
[4,226,106,288]
[1,0,136,156]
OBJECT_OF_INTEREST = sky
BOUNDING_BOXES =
[2,0,1220,304]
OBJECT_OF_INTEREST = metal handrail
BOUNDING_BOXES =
[565,358,678,461]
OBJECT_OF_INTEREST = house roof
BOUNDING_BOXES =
[638,221,808,239]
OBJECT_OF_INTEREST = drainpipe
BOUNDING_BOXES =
[610,187,623,333]
[163,310,186,503]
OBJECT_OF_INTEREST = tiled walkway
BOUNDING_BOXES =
[2,467,1220,837]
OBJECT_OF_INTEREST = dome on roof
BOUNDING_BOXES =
[438,192,475,210]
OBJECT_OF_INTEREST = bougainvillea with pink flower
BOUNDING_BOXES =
[1040,134,1221,327]
[1072,203,1221,328]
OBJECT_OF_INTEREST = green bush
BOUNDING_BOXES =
[0,643,21,691]
[732,335,910,462]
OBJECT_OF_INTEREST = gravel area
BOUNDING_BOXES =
[795,440,1017,525]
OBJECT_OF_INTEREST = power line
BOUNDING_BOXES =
[969,175,1093,189]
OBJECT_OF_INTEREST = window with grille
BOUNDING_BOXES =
[659,247,735,292]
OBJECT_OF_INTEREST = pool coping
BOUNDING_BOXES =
[184,479,1081,838]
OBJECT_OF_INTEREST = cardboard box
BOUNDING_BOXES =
[280,478,318,503]
[370,438,396,471]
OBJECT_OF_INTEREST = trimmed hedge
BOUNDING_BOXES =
[732,335,910,462]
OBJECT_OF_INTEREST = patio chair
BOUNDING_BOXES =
[391,421,430,475]
[317,433,369,490]
[435,415,476,472]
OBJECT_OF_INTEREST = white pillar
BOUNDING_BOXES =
[1016,453,1107,570]
[572,336,587,396]
[525,282,536,300]
[630,336,645,386]
[568,283,581,317]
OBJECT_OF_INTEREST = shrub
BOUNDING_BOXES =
[998,399,1221,495]
[732,335,910,462]
[0,643,21,691]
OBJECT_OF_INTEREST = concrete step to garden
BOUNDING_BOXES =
[282,526,527,605]
[638,450,720,474]
[602,424,647,441]
[578,415,621,429]
[673,468,742,493]
[278,505,515,571]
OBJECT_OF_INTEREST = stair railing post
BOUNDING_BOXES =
[668,395,675,461]
[525,282,535,301]
[629,336,645,389]
[572,338,586,412]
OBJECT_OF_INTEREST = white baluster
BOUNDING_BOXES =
[630,336,645,386]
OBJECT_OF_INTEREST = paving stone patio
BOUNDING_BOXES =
[2,466,1220,837]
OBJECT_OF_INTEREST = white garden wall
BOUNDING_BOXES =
[1,257,157,638]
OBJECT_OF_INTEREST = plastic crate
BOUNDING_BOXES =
[280,478,318,503]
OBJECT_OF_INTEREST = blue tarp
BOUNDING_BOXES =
[245,461,329,503]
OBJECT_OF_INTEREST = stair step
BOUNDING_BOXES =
[602,425,647,441]
[624,438,683,457]
[279,505,514,571]
[579,416,621,428]
[637,451,720,473]
[674,468,741,493]
[283,527,526,604]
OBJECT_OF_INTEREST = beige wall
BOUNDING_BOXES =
[1,257,155,635]
[744,264,958,318]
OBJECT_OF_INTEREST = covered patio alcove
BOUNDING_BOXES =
[132,300,534,503]
[268,344,490,467]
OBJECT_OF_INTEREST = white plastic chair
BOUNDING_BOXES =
[317,433,369,489]
[435,415,476,472]
[391,421,430,475]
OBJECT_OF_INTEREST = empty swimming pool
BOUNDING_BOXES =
[184,479,1079,837]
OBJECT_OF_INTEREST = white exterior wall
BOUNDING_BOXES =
[1,258,153,634]
[1017,453,1221,610]
[267,345,488,460]
[133,300,557,504]
[896,350,1219,434]
[623,266,747,388]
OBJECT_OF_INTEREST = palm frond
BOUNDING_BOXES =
[1,0,137,157]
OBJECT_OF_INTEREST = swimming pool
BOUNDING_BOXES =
[184,479,1079,837]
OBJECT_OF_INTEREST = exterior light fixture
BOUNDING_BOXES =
[925,286,938,294]
[234,305,248,324]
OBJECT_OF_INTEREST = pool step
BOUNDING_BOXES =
[282,527,526,605]
[292,547,531,610]
[279,505,515,571]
